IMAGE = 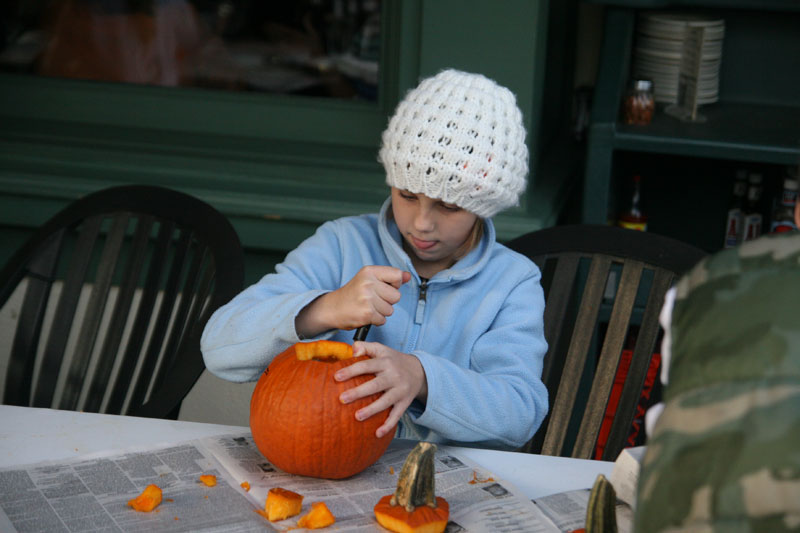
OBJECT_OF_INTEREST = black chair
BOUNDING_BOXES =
[0,185,244,419]
[507,224,706,460]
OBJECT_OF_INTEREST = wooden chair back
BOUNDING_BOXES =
[507,224,706,460]
[0,185,244,418]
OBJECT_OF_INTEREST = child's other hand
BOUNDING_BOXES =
[335,341,427,438]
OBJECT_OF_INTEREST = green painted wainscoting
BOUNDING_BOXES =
[0,0,576,285]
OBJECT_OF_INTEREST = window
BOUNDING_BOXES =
[0,0,381,101]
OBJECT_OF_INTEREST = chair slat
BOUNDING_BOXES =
[539,253,581,385]
[519,253,581,454]
[106,220,175,414]
[148,242,207,402]
[572,259,643,459]
[601,268,674,460]
[127,228,191,410]
[59,214,129,411]
[541,255,612,456]
[83,215,154,413]
[154,249,214,398]
[34,216,102,408]
[4,231,65,406]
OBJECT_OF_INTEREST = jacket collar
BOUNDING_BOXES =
[377,196,496,284]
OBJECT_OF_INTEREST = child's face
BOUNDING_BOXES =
[390,187,478,277]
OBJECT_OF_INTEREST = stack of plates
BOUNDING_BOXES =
[632,12,725,105]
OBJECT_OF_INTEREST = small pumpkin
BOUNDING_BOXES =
[374,442,450,533]
[250,340,394,479]
[297,501,336,529]
[128,484,163,512]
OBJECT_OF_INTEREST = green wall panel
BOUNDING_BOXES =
[418,0,547,176]
[0,0,564,278]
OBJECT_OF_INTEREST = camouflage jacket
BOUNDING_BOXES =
[635,231,800,532]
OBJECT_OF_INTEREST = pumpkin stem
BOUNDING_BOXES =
[585,474,618,533]
[390,442,438,513]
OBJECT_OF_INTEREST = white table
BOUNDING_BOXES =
[0,405,613,500]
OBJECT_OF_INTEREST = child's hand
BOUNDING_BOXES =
[335,266,411,329]
[335,341,427,438]
[297,266,410,337]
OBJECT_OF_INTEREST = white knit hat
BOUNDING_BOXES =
[379,69,529,218]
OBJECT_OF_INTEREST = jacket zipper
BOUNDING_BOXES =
[405,279,427,353]
[414,279,428,324]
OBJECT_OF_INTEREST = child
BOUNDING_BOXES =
[201,69,548,450]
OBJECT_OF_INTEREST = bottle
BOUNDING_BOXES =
[617,174,647,231]
[723,169,748,248]
[742,172,764,242]
[769,173,799,233]
[622,79,655,125]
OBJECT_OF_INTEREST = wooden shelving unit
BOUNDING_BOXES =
[582,1,800,252]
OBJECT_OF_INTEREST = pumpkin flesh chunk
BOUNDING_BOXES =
[265,487,304,521]
[198,475,217,487]
[128,484,163,512]
[297,501,336,529]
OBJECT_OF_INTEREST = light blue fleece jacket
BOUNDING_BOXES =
[201,197,549,450]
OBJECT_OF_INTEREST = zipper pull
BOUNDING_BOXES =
[414,280,427,324]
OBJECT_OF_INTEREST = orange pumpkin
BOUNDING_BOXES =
[249,340,394,479]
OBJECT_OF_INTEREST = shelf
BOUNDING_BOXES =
[614,102,800,164]
[582,4,800,231]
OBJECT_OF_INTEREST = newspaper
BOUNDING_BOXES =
[0,431,601,532]
[609,446,646,511]
[532,488,633,533]
[0,439,265,532]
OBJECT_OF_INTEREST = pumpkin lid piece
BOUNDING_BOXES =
[374,442,450,533]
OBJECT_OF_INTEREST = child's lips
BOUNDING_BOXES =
[411,235,436,250]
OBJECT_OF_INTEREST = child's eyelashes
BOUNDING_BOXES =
[398,190,461,212]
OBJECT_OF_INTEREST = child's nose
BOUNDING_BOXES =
[413,208,435,232]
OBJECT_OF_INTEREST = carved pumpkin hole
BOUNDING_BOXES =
[295,340,354,362]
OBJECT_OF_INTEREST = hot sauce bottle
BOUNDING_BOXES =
[742,172,764,242]
[617,174,648,231]
[769,173,799,233]
[723,169,748,248]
